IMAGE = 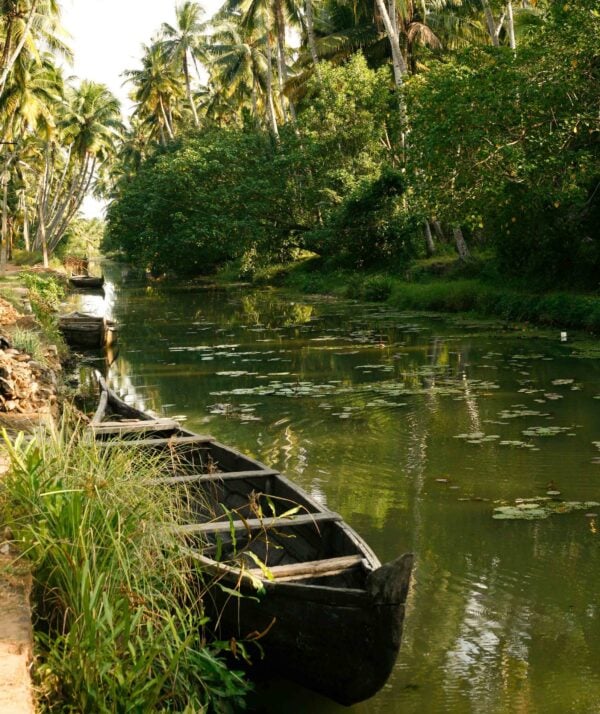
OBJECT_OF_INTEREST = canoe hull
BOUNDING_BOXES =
[59,314,115,348]
[204,553,413,705]
[91,372,414,705]
[69,275,104,289]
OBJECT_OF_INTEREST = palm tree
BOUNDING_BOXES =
[124,42,184,144]
[160,1,205,127]
[203,18,270,128]
[34,80,122,262]
[0,52,63,140]
[0,0,71,97]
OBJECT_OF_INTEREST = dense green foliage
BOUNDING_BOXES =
[107,2,600,291]
[106,57,409,275]
[406,3,600,286]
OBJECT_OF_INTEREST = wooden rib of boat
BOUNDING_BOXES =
[59,312,116,348]
[69,274,104,289]
[91,372,414,706]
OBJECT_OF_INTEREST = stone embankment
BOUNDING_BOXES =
[0,293,62,713]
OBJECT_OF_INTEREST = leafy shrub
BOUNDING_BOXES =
[313,169,422,269]
[362,275,394,301]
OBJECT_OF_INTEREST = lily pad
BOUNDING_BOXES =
[493,499,600,521]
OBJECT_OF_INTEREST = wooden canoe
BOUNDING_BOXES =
[69,274,104,289]
[59,312,116,348]
[91,372,414,706]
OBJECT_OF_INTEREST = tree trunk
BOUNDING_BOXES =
[432,220,445,242]
[482,0,500,47]
[0,18,14,76]
[0,171,8,273]
[265,36,280,139]
[35,198,49,268]
[506,0,516,50]
[23,200,29,252]
[453,227,470,261]
[372,0,408,139]
[373,0,407,88]
[183,52,200,127]
[159,96,175,140]
[305,0,320,75]
[424,222,435,256]
[273,0,296,122]
[251,79,260,129]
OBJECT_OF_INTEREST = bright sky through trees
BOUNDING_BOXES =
[63,0,221,215]
[63,0,219,111]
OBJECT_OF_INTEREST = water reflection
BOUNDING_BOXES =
[70,264,600,713]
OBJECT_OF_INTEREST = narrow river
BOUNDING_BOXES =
[71,264,600,713]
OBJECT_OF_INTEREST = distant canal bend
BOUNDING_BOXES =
[73,264,600,713]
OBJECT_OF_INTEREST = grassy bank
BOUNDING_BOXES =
[1,421,249,712]
[236,257,600,333]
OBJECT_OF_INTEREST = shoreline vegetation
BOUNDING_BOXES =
[0,268,253,712]
[2,423,250,712]
[104,3,599,331]
[245,257,600,333]
[0,0,598,709]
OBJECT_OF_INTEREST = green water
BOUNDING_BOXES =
[74,266,600,713]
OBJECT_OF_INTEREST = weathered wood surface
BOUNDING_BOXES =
[97,434,214,448]
[148,468,279,486]
[90,372,414,707]
[59,312,115,348]
[246,554,364,581]
[174,510,340,535]
[92,418,180,435]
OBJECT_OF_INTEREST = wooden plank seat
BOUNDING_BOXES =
[148,469,280,486]
[174,510,341,535]
[92,418,181,435]
[246,554,365,582]
[98,434,214,448]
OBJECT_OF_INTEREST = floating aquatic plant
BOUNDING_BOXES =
[493,498,600,520]
[522,425,578,437]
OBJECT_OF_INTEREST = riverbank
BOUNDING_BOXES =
[230,256,600,333]
[0,268,68,714]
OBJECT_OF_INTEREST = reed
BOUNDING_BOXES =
[0,416,250,712]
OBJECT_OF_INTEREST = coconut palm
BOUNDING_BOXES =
[0,0,71,97]
[124,42,184,144]
[160,1,205,127]
[203,18,271,128]
[33,80,122,261]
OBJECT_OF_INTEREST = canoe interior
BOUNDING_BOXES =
[192,518,370,590]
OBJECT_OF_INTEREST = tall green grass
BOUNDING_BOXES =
[1,419,249,712]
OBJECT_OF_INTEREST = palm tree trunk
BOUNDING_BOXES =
[373,0,409,141]
[183,52,200,127]
[305,0,320,74]
[1,170,8,273]
[23,199,29,252]
[265,36,280,139]
[251,79,260,129]
[159,96,175,140]
[373,0,407,87]
[0,18,14,76]
[38,200,48,268]
[482,0,506,47]
[273,0,296,122]
[506,1,516,50]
